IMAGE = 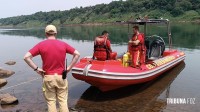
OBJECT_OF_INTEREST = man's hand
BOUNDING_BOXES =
[24,52,45,77]
[67,50,80,70]
[66,67,70,73]
[129,40,133,43]
[66,50,80,76]
[36,68,45,77]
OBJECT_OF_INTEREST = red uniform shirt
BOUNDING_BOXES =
[29,39,75,74]
[130,34,144,50]
[132,34,143,43]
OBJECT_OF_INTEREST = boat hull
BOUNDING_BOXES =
[72,50,185,91]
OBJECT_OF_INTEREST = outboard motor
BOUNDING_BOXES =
[145,35,165,60]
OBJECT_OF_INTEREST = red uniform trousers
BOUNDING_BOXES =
[132,50,141,67]
[110,52,117,60]
[94,51,117,61]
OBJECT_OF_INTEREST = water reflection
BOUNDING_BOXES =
[1,23,200,49]
[171,23,200,49]
[74,62,185,112]
[0,25,128,44]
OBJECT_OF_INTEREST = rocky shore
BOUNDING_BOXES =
[0,61,18,105]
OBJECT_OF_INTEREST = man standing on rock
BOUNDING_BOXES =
[24,25,80,112]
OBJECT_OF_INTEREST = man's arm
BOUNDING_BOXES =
[129,34,142,45]
[24,52,45,76]
[129,40,140,45]
[106,39,112,52]
[67,50,80,72]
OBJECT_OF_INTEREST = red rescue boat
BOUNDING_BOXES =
[72,19,185,92]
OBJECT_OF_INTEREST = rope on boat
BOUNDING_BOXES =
[0,77,41,92]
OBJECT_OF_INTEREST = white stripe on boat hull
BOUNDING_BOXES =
[72,55,185,80]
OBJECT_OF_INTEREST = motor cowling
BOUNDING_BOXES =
[146,36,165,59]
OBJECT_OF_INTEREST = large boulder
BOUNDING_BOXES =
[5,61,16,65]
[0,93,18,105]
[0,79,7,88]
[0,68,15,78]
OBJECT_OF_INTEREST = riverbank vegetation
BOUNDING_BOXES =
[0,0,200,27]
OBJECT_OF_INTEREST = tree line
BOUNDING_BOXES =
[0,0,200,27]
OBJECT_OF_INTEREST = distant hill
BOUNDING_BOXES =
[0,0,200,27]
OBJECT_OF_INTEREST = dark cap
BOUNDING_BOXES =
[102,30,109,35]
[133,26,139,30]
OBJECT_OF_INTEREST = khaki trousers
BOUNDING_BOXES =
[43,74,69,112]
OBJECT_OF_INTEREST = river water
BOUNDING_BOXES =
[0,23,200,112]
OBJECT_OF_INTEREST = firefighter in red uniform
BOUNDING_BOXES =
[93,30,117,61]
[128,26,146,68]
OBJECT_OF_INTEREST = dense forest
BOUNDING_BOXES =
[0,0,200,27]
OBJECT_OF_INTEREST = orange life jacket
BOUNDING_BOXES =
[93,36,110,60]
[94,36,107,51]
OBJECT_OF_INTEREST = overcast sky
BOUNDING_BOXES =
[0,0,114,19]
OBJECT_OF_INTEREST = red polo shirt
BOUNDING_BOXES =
[29,39,75,74]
